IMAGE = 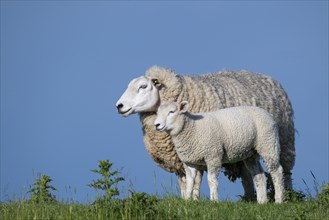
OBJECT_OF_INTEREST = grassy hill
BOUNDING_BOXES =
[1,186,328,220]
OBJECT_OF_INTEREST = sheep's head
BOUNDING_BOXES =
[154,101,189,136]
[146,66,182,102]
[116,76,161,116]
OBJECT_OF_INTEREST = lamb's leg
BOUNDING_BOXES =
[207,165,220,201]
[178,174,186,199]
[262,154,285,203]
[184,164,197,200]
[262,156,285,203]
[258,138,285,203]
[243,156,268,204]
[269,165,285,203]
[192,169,203,200]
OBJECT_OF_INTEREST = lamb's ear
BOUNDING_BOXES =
[179,101,189,113]
[151,78,161,88]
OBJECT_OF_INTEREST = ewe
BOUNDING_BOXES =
[154,101,285,203]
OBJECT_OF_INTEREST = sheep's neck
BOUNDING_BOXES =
[139,112,156,132]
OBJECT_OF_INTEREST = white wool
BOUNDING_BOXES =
[155,102,285,203]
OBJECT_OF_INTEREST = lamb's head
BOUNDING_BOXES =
[154,101,189,136]
[116,76,161,116]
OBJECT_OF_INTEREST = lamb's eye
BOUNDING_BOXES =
[168,110,175,115]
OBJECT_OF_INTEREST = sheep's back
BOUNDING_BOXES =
[184,71,292,120]
[180,71,294,150]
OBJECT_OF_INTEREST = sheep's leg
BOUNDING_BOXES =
[192,169,203,200]
[278,128,295,191]
[243,156,268,204]
[177,168,202,200]
[240,164,256,200]
[178,174,186,199]
[283,171,293,191]
[184,164,197,200]
[280,148,294,190]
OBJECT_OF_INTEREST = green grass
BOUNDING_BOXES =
[1,194,328,220]
[2,163,328,219]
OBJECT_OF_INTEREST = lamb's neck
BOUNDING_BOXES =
[171,114,197,151]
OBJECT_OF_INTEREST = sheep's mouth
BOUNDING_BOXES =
[155,126,166,131]
[118,108,132,117]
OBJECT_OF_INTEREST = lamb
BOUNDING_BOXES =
[154,101,285,203]
[116,66,295,199]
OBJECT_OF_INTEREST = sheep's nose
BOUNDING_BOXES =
[155,123,161,130]
[116,103,123,111]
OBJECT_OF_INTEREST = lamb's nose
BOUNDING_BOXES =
[116,103,123,111]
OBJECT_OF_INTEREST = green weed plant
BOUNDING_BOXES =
[28,174,57,203]
[88,159,125,204]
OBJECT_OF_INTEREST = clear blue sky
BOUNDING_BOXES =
[1,1,328,203]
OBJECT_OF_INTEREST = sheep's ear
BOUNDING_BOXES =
[179,101,189,113]
[151,78,161,88]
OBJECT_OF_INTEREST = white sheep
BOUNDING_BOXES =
[116,66,295,200]
[154,101,285,203]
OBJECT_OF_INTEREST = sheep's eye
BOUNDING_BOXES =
[138,84,147,90]
[168,110,175,115]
